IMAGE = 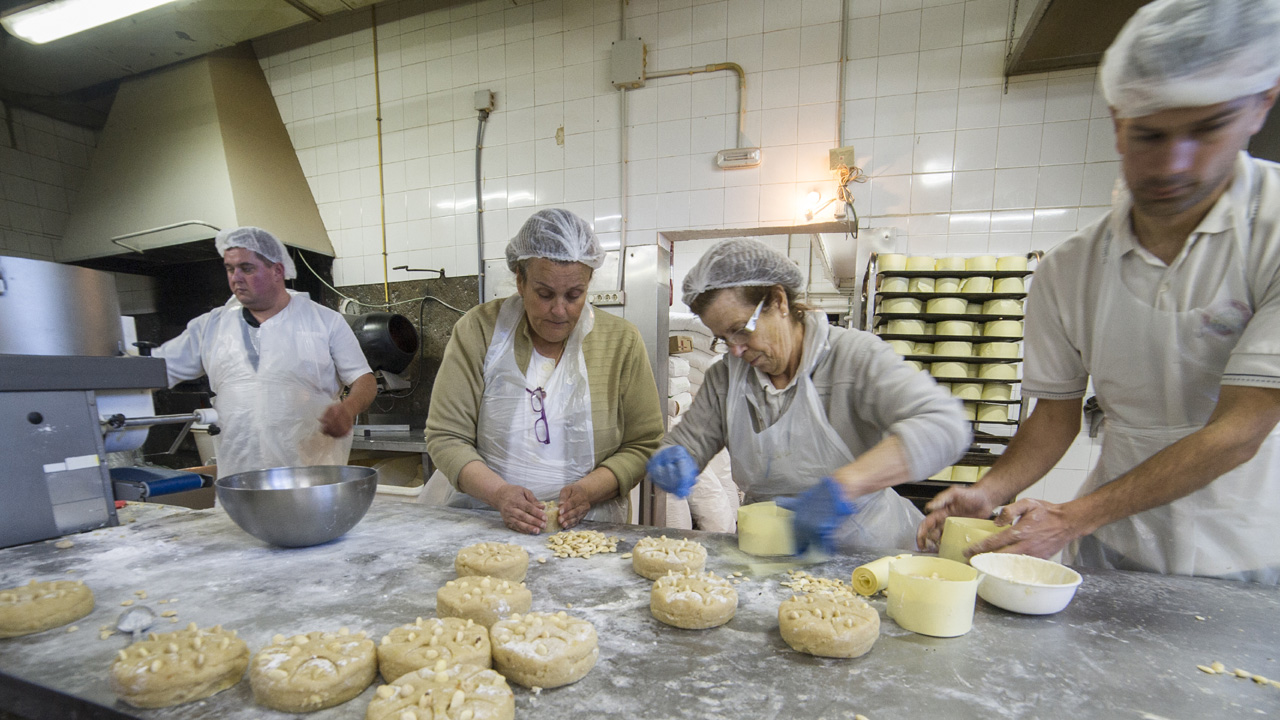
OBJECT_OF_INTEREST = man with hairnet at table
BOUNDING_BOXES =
[919,0,1280,584]
[155,227,376,479]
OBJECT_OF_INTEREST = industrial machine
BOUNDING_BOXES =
[0,256,208,549]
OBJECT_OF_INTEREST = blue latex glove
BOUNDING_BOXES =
[776,477,857,556]
[646,445,699,499]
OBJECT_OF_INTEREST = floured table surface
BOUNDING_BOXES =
[1,501,1279,719]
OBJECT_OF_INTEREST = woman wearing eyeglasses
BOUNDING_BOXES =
[426,209,664,533]
[648,238,970,553]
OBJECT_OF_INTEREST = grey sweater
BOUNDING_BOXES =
[665,312,971,484]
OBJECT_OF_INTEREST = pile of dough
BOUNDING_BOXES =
[110,623,249,708]
[436,576,531,627]
[248,628,376,712]
[378,616,490,683]
[631,536,707,580]
[490,611,598,688]
[650,570,738,629]
[542,501,561,533]
[778,594,880,659]
[366,660,514,720]
[455,542,530,582]
[0,579,94,638]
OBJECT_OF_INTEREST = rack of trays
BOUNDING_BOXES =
[861,251,1041,496]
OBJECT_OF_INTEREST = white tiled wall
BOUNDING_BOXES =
[0,107,96,260]
[254,0,1120,291]
[250,0,1110,502]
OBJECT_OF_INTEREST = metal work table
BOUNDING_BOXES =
[1,501,1278,719]
[350,432,429,454]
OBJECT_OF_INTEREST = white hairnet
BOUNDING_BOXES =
[215,226,297,280]
[506,209,606,272]
[681,238,804,307]
[1101,0,1280,118]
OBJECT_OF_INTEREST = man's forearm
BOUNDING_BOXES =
[342,373,377,418]
[1066,385,1280,534]
[975,397,1083,505]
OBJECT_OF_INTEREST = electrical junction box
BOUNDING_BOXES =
[610,39,646,89]
[829,145,857,171]
[474,89,495,112]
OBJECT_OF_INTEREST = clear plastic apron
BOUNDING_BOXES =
[725,315,923,551]
[206,295,352,479]
[446,295,626,522]
[1074,170,1280,584]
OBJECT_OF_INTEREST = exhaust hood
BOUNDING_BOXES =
[57,44,333,270]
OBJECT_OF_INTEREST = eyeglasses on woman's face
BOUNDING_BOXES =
[710,298,765,353]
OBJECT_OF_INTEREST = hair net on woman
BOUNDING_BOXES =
[215,226,298,280]
[506,209,606,272]
[1100,0,1280,118]
[681,238,804,307]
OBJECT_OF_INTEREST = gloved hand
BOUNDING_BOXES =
[776,477,857,556]
[646,445,699,499]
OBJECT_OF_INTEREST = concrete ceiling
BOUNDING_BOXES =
[0,0,387,129]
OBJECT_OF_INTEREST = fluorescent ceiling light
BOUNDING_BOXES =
[0,0,179,45]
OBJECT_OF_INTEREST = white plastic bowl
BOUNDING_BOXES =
[969,553,1083,615]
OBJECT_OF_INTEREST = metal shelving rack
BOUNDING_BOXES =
[859,252,1042,509]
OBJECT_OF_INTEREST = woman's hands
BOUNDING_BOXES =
[557,483,592,529]
[491,483,547,534]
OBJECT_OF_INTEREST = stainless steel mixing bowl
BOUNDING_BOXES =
[215,465,378,547]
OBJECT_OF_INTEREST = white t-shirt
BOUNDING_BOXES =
[1024,152,1280,399]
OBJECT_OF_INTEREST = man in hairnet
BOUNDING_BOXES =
[426,209,663,533]
[155,227,376,479]
[919,0,1280,584]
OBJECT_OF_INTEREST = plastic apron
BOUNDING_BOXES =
[725,314,923,551]
[446,295,626,522]
[205,294,353,479]
[1073,170,1280,584]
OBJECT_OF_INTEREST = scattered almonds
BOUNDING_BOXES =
[54,540,74,549]
[161,610,178,618]
[120,599,134,607]
[544,530,620,558]
[780,569,856,597]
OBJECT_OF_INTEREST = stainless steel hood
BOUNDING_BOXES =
[56,44,333,267]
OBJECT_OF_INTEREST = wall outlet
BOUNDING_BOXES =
[589,290,626,306]
[829,145,857,171]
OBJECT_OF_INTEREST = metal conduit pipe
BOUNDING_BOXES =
[475,109,490,304]
[646,63,749,148]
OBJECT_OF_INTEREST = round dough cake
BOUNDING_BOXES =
[366,660,513,720]
[455,542,530,582]
[110,623,249,708]
[490,611,597,688]
[248,628,376,712]
[0,579,94,638]
[778,593,880,659]
[631,536,707,580]
[650,570,738,629]
[378,616,490,683]
[436,576,531,627]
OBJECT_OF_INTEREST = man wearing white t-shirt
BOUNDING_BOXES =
[918,0,1280,584]
[156,227,376,479]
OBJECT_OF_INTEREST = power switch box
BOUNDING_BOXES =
[829,145,857,171]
